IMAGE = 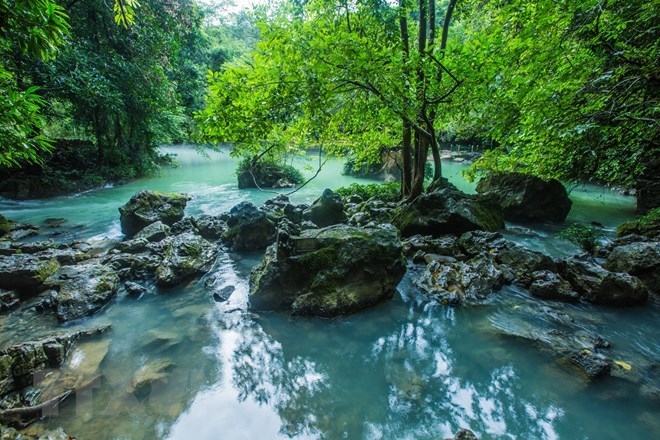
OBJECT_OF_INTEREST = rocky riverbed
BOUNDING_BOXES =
[0,172,659,438]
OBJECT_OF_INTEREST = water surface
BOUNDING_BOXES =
[1,146,657,440]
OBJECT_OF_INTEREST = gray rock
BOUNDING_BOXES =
[559,257,648,306]
[155,233,218,287]
[415,255,505,306]
[605,241,660,294]
[118,190,188,238]
[445,429,479,440]
[193,215,228,241]
[495,243,557,287]
[402,235,459,258]
[476,172,572,222]
[125,281,147,297]
[392,186,504,237]
[0,254,60,293]
[222,202,276,252]
[529,270,580,302]
[303,189,347,227]
[134,221,170,242]
[46,263,120,321]
[249,224,406,317]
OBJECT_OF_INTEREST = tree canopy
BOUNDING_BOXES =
[197,0,658,197]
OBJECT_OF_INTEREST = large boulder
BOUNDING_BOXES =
[46,263,120,321]
[303,189,347,227]
[559,257,648,306]
[604,241,660,294]
[118,190,188,238]
[154,232,219,287]
[476,172,572,222]
[222,202,277,252]
[249,224,406,317]
[392,187,504,237]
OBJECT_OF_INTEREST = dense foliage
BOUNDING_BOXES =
[196,0,461,199]
[0,0,258,193]
[198,0,658,200]
[335,182,401,203]
[445,0,659,187]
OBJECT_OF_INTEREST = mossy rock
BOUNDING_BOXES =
[617,207,660,238]
[249,224,406,317]
[119,190,188,238]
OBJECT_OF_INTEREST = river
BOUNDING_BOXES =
[0,145,657,440]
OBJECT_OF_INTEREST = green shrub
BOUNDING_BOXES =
[557,224,603,254]
[237,156,304,187]
[335,182,400,203]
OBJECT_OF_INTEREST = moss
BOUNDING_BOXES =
[617,207,660,237]
[297,245,339,274]
[0,214,11,236]
[34,259,60,283]
[95,274,118,294]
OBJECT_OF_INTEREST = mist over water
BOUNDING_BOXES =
[1,145,657,440]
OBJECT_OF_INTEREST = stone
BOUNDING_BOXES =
[494,243,557,287]
[303,189,347,228]
[401,235,459,258]
[125,281,147,297]
[249,224,406,317]
[529,270,580,302]
[445,430,479,440]
[0,327,110,396]
[616,207,660,239]
[134,221,170,242]
[458,230,508,257]
[567,349,611,379]
[154,233,218,287]
[559,257,648,306]
[604,241,660,294]
[222,202,277,252]
[476,172,572,222]
[392,186,504,237]
[0,425,70,440]
[0,255,60,294]
[193,215,227,241]
[118,190,188,238]
[130,359,175,400]
[415,255,505,306]
[45,263,120,322]
[212,285,235,303]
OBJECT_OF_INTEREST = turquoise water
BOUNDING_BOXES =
[1,146,657,440]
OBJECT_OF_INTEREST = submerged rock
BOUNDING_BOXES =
[249,224,406,317]
[475,172,572,222]
[445,430,479,440]
[392,186,504,237]
[130,359,175,400]
[0,425,70,440]
[45,263,120,322]
[119,190,188,238]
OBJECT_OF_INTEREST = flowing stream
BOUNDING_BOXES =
[0,145,657,440]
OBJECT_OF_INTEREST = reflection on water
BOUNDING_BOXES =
[1,145,657,439]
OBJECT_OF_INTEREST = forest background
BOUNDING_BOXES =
[0,0,657,206]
